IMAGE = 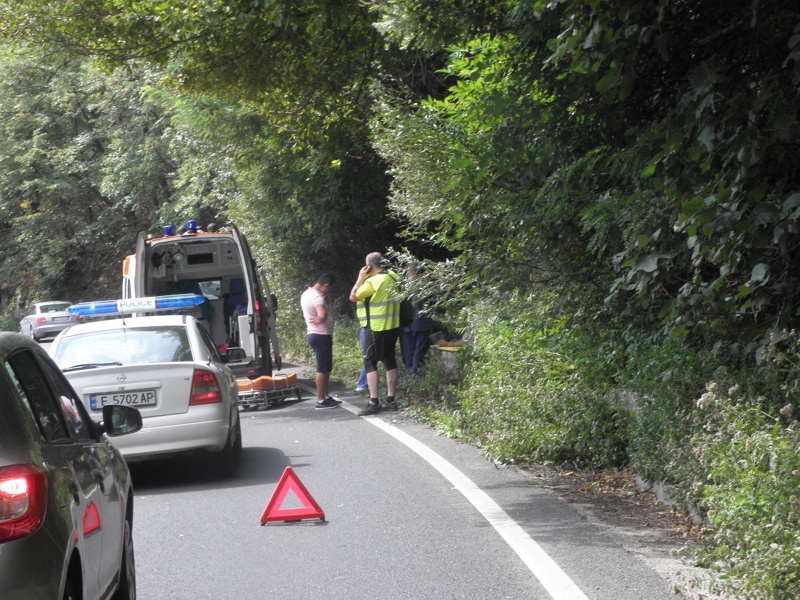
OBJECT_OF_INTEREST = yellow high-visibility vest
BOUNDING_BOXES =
[355,271,400,331]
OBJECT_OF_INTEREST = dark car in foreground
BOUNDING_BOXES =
[0,332,142,600]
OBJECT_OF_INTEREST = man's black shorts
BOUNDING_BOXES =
[307,333,333,373]
[362,327,399,372]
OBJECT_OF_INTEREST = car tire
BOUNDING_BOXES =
[112,517,136,600]
[62,576,78,600]
[209,435,235,478]
[28,326,38,342]
[233,416,243,455]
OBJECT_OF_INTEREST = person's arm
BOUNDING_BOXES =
[315,301,328,323]
[350,266,372,302]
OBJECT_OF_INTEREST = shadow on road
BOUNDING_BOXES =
[128,445,292,493]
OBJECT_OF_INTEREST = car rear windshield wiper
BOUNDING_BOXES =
[62,361,124,372]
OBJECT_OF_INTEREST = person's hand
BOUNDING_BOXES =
[309,315,319,325]
[359,265,371,279]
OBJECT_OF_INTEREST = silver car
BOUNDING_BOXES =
[49,314,242,476]
[0,332,142,600]
[19,301,81,341]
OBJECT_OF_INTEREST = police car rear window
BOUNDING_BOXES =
[53,327,192,370]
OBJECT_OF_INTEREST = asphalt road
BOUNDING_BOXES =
[123,363,685,600]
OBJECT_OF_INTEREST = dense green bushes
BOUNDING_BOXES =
[420,293,629,468]
[689,382,800,598]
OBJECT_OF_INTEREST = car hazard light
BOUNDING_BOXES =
[0,464,48,543]
[68,294,205,317]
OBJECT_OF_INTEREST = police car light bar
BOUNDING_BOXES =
[69,294,205,317]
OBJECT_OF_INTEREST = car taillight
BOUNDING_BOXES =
[190,369,222,405]
[0,464,48,543]
[36,317,46,324]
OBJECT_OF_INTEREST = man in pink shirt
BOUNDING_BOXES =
[301,274,340,409]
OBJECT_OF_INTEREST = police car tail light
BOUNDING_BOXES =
[36,317,46,324]
[0,464,48,543]
[189,369,222,406]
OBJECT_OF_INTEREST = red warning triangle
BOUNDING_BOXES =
[260,466,325,524]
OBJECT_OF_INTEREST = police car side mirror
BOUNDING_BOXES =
[102,405,143,437]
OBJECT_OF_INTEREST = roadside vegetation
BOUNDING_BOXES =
[0,1,798,597]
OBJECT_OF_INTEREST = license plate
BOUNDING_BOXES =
[90,390,156,409]
[53,316,70,321]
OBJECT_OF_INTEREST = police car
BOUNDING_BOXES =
[49,294,242,477]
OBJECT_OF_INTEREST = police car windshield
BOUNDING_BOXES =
[53,326,192,369]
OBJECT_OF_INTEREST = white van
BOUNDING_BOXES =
[122,220,281,378]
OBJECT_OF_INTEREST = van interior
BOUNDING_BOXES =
[144,237,249,349]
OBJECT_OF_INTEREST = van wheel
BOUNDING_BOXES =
[258,336,272,376]
[112,518,136,600]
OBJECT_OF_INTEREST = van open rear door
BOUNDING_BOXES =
[259,273,281,371]
[133,232,147,297]
[122,233,148,299]
[232,225,281,373]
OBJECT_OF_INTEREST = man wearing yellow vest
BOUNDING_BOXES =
[349,252,401,415]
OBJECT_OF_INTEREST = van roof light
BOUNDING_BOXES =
[164,225,175,236]
[68,294,205,317]
[186,220,198,234]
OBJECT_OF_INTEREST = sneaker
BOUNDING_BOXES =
[315,397,340,410]
[325,396,342,405]
[355,386,367,392]
[380,399,399,411]
[357,402,382,416]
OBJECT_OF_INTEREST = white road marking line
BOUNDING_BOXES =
[352,406,590,600]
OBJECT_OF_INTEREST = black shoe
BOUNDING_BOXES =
[380,400,399,411]
[358,402,382,416]
[315,398,340,409]
[325,395,342,405]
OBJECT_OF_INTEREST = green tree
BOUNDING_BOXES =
[373,0,800,356]
[0,46,181,308]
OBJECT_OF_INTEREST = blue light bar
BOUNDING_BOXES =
[187,219,198,233]
[69,294,205,317]
[164,224,175,236]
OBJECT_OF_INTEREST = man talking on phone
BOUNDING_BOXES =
[350,252,401,415]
